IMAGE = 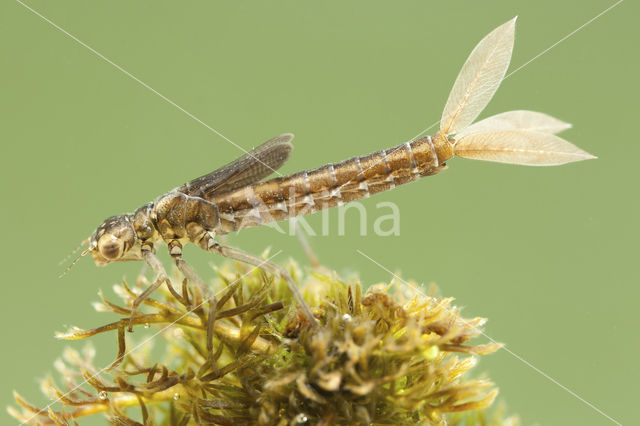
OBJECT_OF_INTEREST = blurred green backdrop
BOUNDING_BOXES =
[1,1,636,424]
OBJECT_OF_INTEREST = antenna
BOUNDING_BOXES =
[58,239,89,278]
[58,238,88,266]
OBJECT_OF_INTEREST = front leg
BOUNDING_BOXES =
[128,249,171,332]
[198,232,317,327]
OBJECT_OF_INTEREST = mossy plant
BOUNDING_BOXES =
[10,258,517,425]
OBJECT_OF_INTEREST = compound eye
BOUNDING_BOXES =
[98,234,124,260]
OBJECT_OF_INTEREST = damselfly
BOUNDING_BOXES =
[74,18,594,329]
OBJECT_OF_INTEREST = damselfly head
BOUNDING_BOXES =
[89,215,141,266]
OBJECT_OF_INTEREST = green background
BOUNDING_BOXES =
[1,1,636,424]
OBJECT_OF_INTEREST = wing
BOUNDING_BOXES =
[455,110,572,139]
[453,129,596,166]
[178,133,294,198]
[440,18,516,136]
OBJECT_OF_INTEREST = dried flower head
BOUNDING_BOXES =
[10,259,515,425]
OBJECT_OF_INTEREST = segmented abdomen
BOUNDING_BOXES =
[208,136,453,234]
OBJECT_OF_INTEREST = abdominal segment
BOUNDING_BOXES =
[200,135,453,234]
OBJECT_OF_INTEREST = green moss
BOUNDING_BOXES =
[10,260,515,425]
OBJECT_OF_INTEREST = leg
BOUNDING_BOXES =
[167,241,217,308]
[135,262,149,287]
[128,250,171,332]
[294,220,321,268]
[200,233,317,327]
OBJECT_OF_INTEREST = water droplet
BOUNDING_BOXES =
[144,323,150,329]
[294,413,309,424]
[173,393,180,400]
[342,313,352,322]
[98,391,107,400]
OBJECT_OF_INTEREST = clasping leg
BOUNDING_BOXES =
[200,233,317,328]
[167,241,217,311]
[128,250,171,332]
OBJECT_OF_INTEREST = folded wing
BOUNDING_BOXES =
[178,133,294,198]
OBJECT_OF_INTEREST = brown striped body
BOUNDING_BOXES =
[205,134,453,235]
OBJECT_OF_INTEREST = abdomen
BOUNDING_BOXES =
[209,136,453,234]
